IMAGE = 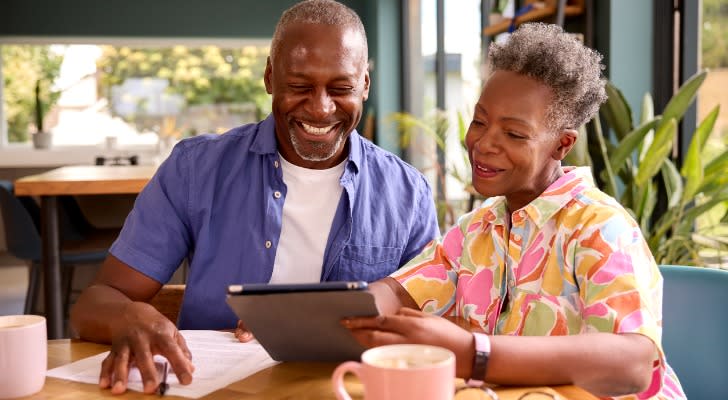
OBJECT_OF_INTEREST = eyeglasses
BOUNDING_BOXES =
[455,386,561,400]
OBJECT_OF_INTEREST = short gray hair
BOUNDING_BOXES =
[270,0,367,62]
[488,23,607,131]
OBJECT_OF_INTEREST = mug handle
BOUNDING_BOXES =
[331,361,362,400]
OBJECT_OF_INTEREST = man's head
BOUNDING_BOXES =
[487,23,607,132]
[266,0,370,169]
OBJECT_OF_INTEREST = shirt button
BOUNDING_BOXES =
[274,160,279,168]
[519,210,526,218]
[273,191,281,199]
[513,234,522,242]
[265,240,272,249]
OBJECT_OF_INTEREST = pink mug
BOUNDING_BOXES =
[0,315,47,399]
[332,344,455,400]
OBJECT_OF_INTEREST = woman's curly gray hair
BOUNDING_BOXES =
[270,0,367,62]
[488,23,607,131]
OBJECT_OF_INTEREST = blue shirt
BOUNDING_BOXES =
[110,115,439,329]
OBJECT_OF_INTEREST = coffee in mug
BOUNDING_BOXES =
[0,315,47,399]
[332,344,455,400]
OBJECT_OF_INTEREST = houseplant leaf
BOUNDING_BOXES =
[681,105,719,202]
[658,70,707,131]
[601,82,633,140]
[609,118,659,175]
[635,118,676,187]
[661,160,683,209]
[638,93,655,162]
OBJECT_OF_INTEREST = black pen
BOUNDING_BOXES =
[157,362,169,397]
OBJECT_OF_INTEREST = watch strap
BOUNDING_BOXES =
[466,332,490,387]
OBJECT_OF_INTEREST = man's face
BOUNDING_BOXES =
[265,23,370,169]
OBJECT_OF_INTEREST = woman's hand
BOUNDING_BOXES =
[234,320,255,343]
[342,308,475,378]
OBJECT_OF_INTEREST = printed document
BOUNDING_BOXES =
[46,330,279,398]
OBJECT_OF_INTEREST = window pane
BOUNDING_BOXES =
[2,43,269,146]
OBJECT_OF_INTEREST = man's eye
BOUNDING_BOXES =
[506,131,525,139]
[289,85,310,92]
[329,87,354,95]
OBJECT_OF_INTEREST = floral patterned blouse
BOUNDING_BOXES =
[392,167,685,399]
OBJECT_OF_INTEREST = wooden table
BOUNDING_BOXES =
[35,340,598,399]
[14,166,156,339]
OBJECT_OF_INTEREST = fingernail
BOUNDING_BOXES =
[99,377,108,388]
[112,381,124,392]
[341,319,352,327]
[144,379,155,390]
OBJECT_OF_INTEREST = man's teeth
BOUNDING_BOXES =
[301,123,335,136]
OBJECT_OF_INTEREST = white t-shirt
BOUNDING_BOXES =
[268,155,346,283]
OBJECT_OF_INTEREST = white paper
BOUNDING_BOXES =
[46,330,279,399]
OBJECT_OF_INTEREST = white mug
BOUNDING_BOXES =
[0,315,47,399]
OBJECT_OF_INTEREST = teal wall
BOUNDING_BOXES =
[0,0,401,150]
[594,0,654,123]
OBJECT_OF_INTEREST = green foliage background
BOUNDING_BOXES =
[1,45,62,142]
[702,0,728,68]
[96,45,270,118]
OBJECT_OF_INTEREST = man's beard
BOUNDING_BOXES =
[288,127,346,162]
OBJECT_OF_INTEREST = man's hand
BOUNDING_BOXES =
[234,320,255,343]
[341,307,475,377]
[98,302,195,394]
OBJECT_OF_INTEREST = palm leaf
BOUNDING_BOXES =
[681,105,719,202]
[601,82,633,139]
[635,118,676,186]
[658,70,707,131]
[609,118,659,175]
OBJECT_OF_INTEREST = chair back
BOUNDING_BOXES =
[0,180,41,261]
[149,285,185,326]
[659,264,728,398]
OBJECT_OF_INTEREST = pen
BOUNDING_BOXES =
[157,361,169,397]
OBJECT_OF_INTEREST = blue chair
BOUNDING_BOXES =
[0,180,110,316]
[659,264,728,398]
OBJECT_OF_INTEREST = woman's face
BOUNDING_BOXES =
[465,70,576,212]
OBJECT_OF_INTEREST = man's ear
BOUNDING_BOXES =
[264,56,273,95]
[552,129,578,161]
[362,66,370,101]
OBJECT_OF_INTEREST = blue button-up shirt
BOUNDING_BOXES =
[110,115,439,329]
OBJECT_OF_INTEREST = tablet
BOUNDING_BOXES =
[225,281,379,361]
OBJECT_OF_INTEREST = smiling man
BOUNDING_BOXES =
[70,0,439,394]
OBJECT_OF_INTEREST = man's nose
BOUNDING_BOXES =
[308,89,336,118]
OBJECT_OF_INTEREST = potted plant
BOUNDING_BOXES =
[32,79,53,149]
[564,70,728,266]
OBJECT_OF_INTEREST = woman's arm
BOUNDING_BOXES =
[343,308,655,398]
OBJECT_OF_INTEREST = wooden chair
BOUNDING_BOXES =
[149,284,185,325]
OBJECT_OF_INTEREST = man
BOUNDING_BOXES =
[70,0,438,394]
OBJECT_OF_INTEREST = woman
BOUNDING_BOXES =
[345,23,685,399]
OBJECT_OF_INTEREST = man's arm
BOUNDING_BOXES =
[70,255,194,394]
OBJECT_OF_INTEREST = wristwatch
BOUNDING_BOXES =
[466,332,491,387]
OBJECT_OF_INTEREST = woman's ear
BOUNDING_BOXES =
[552,129,578,161]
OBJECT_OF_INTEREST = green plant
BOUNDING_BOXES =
[390,110,474,230]
[1,45,62,142]
[34,80,44,132]
[565,70,728,266]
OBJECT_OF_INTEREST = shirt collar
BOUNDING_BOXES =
[250,114,363,173]
[483,166,596,228]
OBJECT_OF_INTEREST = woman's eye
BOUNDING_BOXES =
[506,131,525,139]
[329,87,354,95]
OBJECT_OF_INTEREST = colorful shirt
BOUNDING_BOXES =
[110,114,439,330]
[393,167,685,399]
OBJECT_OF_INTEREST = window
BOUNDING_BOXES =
[1,39,270,149]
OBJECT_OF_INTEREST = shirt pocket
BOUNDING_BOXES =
[340,244,403,282]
